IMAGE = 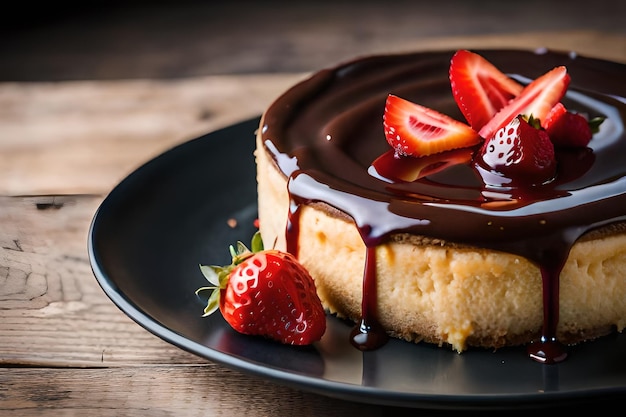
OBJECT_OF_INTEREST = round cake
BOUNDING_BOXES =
[255,49,626,362]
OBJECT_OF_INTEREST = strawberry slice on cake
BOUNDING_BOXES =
[478,65,570,140]
[449,49,524,131]
[383,94,480,158]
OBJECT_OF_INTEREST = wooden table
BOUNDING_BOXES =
[2,2,626,415]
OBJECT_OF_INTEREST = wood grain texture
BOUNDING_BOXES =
[1,368,420,417]
[0,195,198,367]
[0,74,304,196]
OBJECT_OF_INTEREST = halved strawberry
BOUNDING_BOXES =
[475,115,556,187]
[450,49,523,131]
[478,66,570,140]
[383,94,481,157]
[196,233,326,346]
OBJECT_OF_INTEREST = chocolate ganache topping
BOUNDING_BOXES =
[260,49,626,362]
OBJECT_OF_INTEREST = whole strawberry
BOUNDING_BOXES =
[196,233,326,345]
[475,115,556,187]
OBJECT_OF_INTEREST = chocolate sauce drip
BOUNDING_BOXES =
[527,262,569,364]
[285,196,301,257]
[262,49,626,362]
[349,244,389,351]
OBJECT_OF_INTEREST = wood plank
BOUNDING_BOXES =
[0,367,405,417]
[0,74,305,196]
[0,195,202,366]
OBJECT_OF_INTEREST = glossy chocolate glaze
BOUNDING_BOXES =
[260,49,626,362]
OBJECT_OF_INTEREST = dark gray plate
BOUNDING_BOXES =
[88,117,626,412]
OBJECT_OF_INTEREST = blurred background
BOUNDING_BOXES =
[1,0,625,82]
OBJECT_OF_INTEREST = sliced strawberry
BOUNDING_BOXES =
[196,233,326,346]
[450,49,523,130]
[544,102,594,148]
[478,66,570,140]
[475,115,556,187]
[383,94,481,157]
